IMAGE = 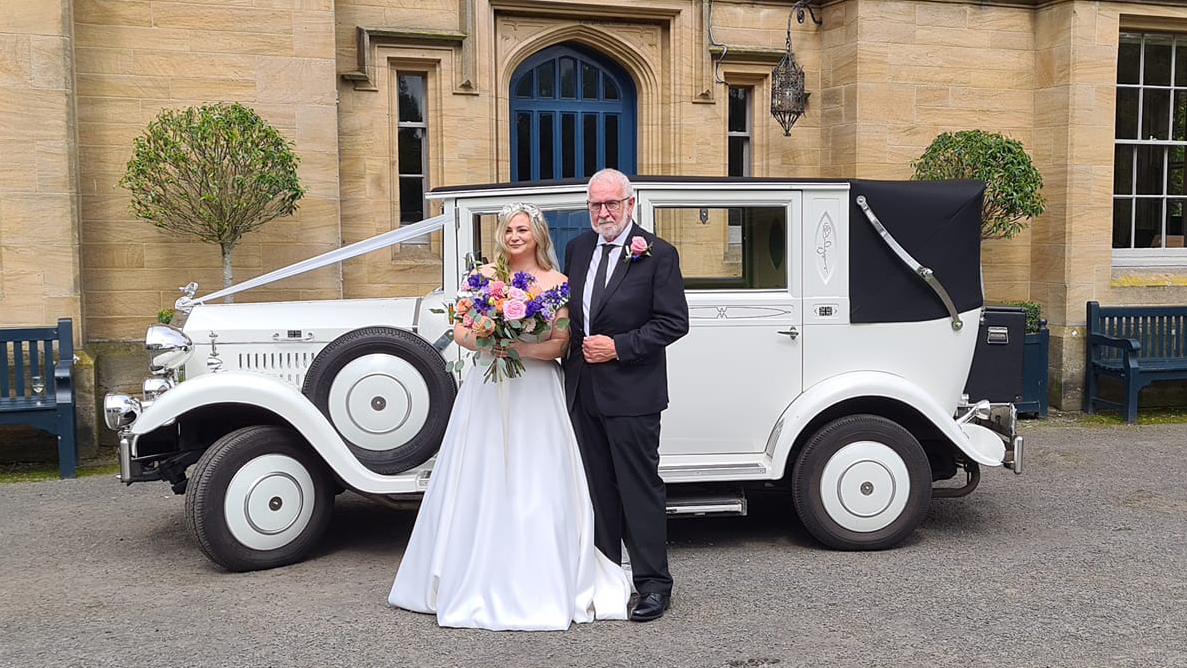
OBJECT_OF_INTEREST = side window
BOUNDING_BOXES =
[470,206,586,266]
[655,206,787,289]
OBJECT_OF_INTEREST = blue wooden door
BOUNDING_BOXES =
[509,43,637,270]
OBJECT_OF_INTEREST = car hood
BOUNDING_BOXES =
[182,297,423,345]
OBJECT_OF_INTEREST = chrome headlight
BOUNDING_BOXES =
[146,324,193,376]
[104,394,142,430]
[142,377,174,402]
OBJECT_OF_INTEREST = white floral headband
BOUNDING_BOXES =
[498,201,544,225]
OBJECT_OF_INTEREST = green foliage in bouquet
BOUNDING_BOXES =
[435,254,571,383]
[911,130,1046,240]
[119,102,305,300]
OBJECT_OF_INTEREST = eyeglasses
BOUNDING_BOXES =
[586,197,631,214]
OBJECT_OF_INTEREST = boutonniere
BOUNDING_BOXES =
[622,236,652,263]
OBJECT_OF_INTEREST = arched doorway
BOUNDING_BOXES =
[509,42,638,267]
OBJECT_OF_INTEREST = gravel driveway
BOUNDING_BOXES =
[2,420,1185,667]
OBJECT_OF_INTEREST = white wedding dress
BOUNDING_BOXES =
[388,356,630,630]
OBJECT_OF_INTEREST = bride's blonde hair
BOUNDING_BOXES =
[495,202,556,271]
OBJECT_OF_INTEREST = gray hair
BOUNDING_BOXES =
[587,168,634,199]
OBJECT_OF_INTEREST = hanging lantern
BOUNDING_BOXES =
[771,50,808,136]
[771,1,820,136]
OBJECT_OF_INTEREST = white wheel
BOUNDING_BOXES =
[222,453,317,551]
[793,414,931,550]
[818,441,911,533]
[185,426,333,571]
[326,354,430,451]
[303,327,456,474]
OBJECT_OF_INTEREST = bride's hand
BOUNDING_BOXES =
[491,342,516,358]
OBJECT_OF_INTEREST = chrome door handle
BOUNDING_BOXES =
[777,327,799,339]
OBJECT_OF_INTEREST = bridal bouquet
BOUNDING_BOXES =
[438,256,570,383]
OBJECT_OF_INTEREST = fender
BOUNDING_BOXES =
[130,371,424,494]
[766,370,1006,478]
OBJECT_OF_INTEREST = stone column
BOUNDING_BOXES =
[0,0,83,332]
[1031,1,1117,409]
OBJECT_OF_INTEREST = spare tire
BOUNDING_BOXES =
[302,327,456,474]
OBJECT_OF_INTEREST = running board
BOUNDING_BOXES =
[665,492,748,517]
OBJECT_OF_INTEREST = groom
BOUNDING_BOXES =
[564,168,689,622]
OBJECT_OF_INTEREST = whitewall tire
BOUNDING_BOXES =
[185,426,333,571]
[303,327,456,475]
[792,414,931,550]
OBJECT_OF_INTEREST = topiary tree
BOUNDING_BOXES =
[911,129,1046,240]
[119,102,305,302]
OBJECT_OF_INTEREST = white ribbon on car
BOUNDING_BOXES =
[186,213,451,306]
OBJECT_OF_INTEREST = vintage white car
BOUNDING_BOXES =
[105,176,1022,571]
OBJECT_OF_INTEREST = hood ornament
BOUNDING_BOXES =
[175,281,199,313]
[206,331,224,373]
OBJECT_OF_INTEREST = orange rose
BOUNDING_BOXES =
[455,297,473,315]
[474,315,496,337]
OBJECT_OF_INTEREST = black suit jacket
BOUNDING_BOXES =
[563,223,690,416]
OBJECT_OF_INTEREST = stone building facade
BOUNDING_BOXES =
[3,0,1187,427]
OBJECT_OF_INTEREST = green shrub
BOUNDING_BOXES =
[911,130,1046,240]
[157,309,175,325]
[1003,300,1043,333]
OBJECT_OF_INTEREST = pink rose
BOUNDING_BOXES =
[507,287,528,301]
[503,299,527,320]
[489,281,506,298]
[630,236,649,255]
[462,314,474,328]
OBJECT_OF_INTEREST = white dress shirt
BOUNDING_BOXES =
[582,223,633,336]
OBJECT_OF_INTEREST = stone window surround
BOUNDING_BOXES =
[719,65,775,178]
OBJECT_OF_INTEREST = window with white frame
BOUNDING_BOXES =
[1113,32,1187,260]
[397,72,429,234]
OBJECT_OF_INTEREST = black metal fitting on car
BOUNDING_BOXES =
[932,461,981,498]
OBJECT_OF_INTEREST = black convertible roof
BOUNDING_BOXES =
[848,179,984,324]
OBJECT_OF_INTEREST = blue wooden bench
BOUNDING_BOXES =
[0,318,77,477]
[1084,301,1187,423]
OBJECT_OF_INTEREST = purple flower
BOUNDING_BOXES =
[511,271,535,291]
[466,271,488,290]
[539,281,570,311]
[472,294,492,315]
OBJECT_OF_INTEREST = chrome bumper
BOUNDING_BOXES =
[117,432,133,483]
[1006,434,1023,475]
[116,431,157,484]
[960,399,1023,475]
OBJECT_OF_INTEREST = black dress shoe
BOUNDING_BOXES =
[629,592,670,622]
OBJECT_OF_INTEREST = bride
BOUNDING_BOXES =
[388,202,630,630]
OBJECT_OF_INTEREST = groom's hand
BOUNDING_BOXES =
[582,335,618,363]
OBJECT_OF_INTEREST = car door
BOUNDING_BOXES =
[635,187,803,455]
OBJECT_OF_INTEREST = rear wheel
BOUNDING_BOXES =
[185,425,333,571]
[792,414,931,550]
